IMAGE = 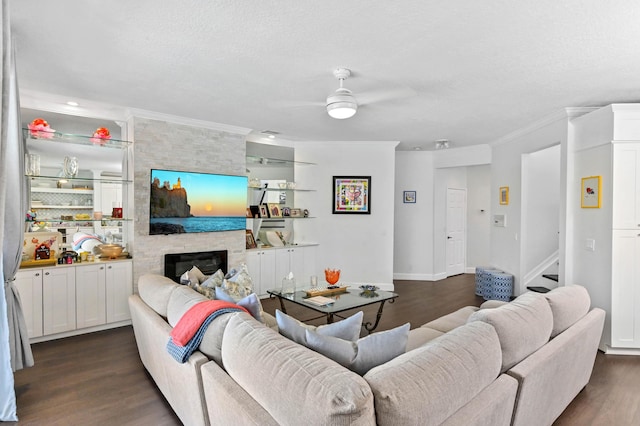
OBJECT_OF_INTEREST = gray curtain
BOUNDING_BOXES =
[1,0,31,420]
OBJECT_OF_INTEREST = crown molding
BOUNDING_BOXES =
[490,108,600,147]
[126,108,252,136]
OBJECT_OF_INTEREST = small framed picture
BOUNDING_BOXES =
[281,207,291,217]
[268,203,282,218]
[290,208,302,217]
[403,190,416,203]
[246,207,253,218]
[499,186,509,205]
[581,176,601,208]
[245,229,257,249]
[259,204,269,218]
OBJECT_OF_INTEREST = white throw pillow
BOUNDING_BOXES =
[215,286,263,323]
[305,323,410,375]
[275,310,363,345]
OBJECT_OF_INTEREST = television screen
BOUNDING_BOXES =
[149,169,247,235]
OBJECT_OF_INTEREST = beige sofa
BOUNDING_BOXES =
[128,274,604,426]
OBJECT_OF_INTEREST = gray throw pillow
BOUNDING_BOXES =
[275,310,363,345]
[215,287,263,323]
[305,323,410,375]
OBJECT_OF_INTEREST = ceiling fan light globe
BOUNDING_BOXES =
[326,92,358,119]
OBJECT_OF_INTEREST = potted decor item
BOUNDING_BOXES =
[90,127,111,145]
[28,118,55,138]
[324,268,341,286]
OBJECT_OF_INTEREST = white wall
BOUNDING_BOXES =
[490,117,568,295]
[521,145,561,275]
[294,141,398,290]
[466,165,491,270]
[394,151,435,280]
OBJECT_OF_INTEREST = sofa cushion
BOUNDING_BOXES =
[422,306,479,333]
[364,321,502,426]
[544,285,591,337]
[137,274,181,318]
[222,313,376,425]
[167,285,208,327]
[468,292,553,372]
[304,323,410,375]
[275,310,363,344]
[406,327,444,351]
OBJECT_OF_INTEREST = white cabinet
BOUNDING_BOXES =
[611,230,640,347]
[105,261,133,322]
[14,270,44,338]
[246,250,276,297]
[76,264,107,328]
[612,144,640,229]
[42,267,76,335]
[275,247,306,285]
[15,260,132,342]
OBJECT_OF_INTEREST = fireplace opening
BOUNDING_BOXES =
[164,250,228,283]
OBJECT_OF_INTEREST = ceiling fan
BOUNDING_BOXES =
[273,67,416,119]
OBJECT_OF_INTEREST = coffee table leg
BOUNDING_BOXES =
[327,313,334,324]
[363,300,388,334]
[277,296,287,314]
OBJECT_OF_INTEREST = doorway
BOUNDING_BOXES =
[446,188,467,276]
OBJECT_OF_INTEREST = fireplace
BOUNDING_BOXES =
[164,250,228,283]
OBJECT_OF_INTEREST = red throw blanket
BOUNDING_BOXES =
[170,300,249,346]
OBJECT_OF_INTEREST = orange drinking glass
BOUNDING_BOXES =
[324,268,341,285]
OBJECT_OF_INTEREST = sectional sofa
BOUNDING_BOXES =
[128,273,604,426]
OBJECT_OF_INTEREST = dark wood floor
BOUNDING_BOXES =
[8,274,640,425]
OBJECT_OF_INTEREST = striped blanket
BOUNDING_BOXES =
[166,301,248,363]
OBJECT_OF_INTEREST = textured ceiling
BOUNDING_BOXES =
[9,0,640,150]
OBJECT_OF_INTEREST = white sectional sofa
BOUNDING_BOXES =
[128,274,604,426]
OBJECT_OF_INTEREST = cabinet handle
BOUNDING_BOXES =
[108,266,112,269]
[35,273,40,277]
[100,266,105,270]
[44,272,50,276]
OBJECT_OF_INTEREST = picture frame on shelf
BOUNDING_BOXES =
[281,206,291,217]
[403,190,416,203]
[268,203,282,218]
[290,208,302,217]
[333,176,371,214]
[581,176,601,208]
[245,229,257,249]
[499,186,509,205]
[246,207,253,218]
[249,205,260,218]
[259,204,269,218]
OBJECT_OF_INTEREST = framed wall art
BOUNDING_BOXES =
[581,176,601,208]
[499,186,509,205]
[267,203,282,218]
[245,229,257,249]
[403,190,416,203]
[333,176,371,214]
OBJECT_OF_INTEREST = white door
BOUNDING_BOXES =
[446,188,466,277]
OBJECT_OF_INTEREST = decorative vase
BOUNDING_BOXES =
[63,156,79,178]
[324,268,341,285]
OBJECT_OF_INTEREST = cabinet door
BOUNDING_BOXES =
[288,248,306,285]
[275,248,293,286]
[613,144,640,229]
[75,264,107,329]
[611,230,640,347]
[105,261,133,322]
[14,269,44,338]
[43,267,76,335]
[302,246,318,284]
[247,250,276,297]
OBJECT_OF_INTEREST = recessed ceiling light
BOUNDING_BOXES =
[66,101,79,106]
[412,146,422,151]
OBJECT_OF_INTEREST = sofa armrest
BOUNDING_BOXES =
[480,300,509,309]
[507,308,605,426]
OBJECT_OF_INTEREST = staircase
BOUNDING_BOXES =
[527,274,558,293]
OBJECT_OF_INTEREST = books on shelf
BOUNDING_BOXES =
[304,296,335,306]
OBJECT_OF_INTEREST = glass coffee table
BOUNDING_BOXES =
[267,287,398,334]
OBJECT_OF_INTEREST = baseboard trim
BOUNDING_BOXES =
[603,345,640,356]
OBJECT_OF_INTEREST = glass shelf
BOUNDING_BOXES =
[248,186,315,192]
[246,155,315,167]
[23,129,131,148]
[28,218,132,225]
[28,175,131,184]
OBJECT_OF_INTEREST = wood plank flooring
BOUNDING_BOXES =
[8,274,640,425]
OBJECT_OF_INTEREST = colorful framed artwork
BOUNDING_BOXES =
[245,229,257,249]
[333,176,371,214]
[581,176,601,208]
[403,190,416,203]
[267,203,282,218]
[499,186,509,205]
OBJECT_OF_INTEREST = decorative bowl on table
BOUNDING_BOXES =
[324,268,341,285]
[359,285,379,298]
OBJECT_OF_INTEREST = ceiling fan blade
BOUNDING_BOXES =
[357,86,417,105]
[269,99,325,109]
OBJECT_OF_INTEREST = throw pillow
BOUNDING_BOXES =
[188,265,207,284]
[201,269,224,288]
[275,310,363,345]
[221,263,253,299]
[305,323,410,375]
[215,287,263,323]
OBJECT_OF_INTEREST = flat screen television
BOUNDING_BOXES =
[149,169,247,235]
